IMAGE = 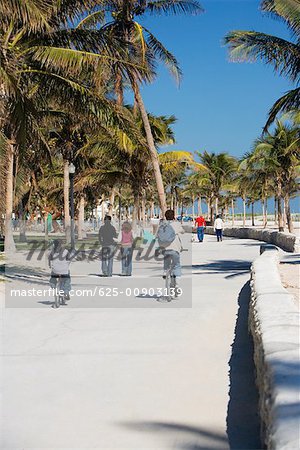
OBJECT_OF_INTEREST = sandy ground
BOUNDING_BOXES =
[279,253,300,308]
[1,235,263,449]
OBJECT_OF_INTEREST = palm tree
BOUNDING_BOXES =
[196,151,237,221]
[159,150,196,212]
[84,0,203,213]
[1,0,146,250]
[225,0,300,129]
[250,120,300,231]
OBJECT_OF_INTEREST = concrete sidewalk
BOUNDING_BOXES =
[1,235,262,449]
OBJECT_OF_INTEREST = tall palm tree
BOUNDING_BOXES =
[250,120,299,231]
[225,0,300,129]
[196,151,237,220]
[0,0,146,250]
[83,0,204,213]
[159,150,196,211]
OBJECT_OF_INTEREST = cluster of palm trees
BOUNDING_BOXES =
[0,0,203,249]
[182,116,299,233]
[0,0,299,249]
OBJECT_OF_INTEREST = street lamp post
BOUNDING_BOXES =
[69,162,76,250]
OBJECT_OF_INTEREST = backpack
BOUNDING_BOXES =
[157,221,176,248]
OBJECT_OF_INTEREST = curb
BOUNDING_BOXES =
[249,245,300,449]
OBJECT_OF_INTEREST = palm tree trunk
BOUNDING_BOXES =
[109,188,115,215]
[277,197,284,231]
[78,195,86,240]
[101,193,105,222]
[18,200,27,242]
[192,195,195,220]
[274,197,278,225]
[251,202,255,226]
[284,194,294,233]
[277,181,284,232]
[150,200,154,218]
[132,190,139,229]
[4,141,16,252]
[262,198,267,228]
[133,84,167,214]
[283,199,287,230]
[231,198,235,226]
[215,197,218,215]
[197,196,202,216]
[63,160,71,243]
[242,197,246,227]
[141,195,146,224]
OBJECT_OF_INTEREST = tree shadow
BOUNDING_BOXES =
[227,281,262,449]
[119,420,228,449]
[3,264,49,285]
[193,260,251,278]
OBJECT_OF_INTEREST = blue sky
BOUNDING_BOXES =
[136,0,294,158]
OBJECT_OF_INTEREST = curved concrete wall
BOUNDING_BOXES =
[184,224,299,252]
[249,246,300,449]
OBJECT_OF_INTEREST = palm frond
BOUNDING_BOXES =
[76,10,106,29]
[146,0,204,16]
[225,31,300,82]
[261,0,300,37]
[265,87,300,130]
[143,26,182,83]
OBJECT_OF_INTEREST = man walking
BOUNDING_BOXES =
[194,215,206,242]
[214,214,224,242]
[98,215,117,276]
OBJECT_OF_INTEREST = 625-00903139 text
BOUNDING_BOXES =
[9,287,184,298]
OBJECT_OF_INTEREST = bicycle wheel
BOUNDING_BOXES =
[165,271,172,302]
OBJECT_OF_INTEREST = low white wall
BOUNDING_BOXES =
[184,225,299,252]
[249,246,300,449]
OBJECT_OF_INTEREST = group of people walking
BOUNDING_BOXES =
[194,214,224,242]
[98,216,135,277]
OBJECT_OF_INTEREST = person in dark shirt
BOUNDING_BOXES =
[98,215,117,276]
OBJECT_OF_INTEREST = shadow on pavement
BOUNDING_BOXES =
[193,260,251,279]
[227,281,262,449]
[119,421,228,449]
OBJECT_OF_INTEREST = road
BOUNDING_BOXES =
[1,234,262,449]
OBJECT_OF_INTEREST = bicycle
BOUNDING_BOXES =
[160,248,188,302]
[53,275,67,308]
[163,266,180,302]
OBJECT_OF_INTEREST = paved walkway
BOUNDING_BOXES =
[1,235,262,449]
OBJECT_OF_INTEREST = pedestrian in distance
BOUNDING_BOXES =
[214,214,224,242]
[118,221,135,276]
[98,215,117,276]
[194,215,206,242]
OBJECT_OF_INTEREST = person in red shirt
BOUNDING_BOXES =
[194,215,206,242]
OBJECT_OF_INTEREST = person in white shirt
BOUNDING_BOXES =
[214,215,224,242]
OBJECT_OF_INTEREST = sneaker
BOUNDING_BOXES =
[162,270,167,279]
[64,293,70,301]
